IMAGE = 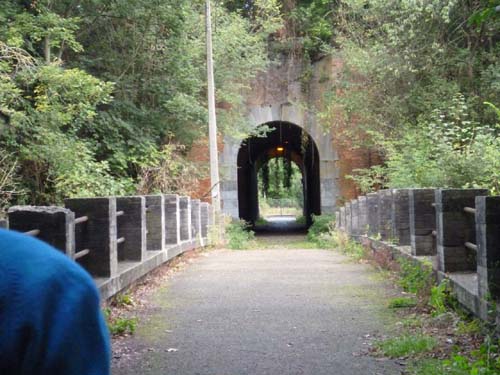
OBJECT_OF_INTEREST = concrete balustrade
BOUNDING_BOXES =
[4,193,213,301]
[391,189,410,246]
[65,197,118,278]
[409,189,436,256]
[164,194,181,245]
[116,196,146,262]
[435,189,488,273]
[337,188,500,323]
[8,206,75,256]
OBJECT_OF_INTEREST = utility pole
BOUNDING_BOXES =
[206,0,221,213]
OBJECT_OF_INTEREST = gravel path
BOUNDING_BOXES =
[112,239,402,375]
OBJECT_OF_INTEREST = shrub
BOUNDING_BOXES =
[226,220,255,250]
[307,214,335,242]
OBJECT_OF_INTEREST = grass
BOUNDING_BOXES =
[377,334,437,358]
[388,296,418,309]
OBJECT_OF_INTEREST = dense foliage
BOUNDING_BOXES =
[318,0,500,193]
[0,0,281,212]
[258,156,303,210]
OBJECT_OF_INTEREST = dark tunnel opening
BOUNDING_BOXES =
[237,122,321,230]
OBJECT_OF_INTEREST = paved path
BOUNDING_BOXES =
[112,240,401,375]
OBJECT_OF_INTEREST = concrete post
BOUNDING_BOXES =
[164,194,181,245]
[391,189,411,245]
[351,200,359,236]
[65,197,117,278]
[345,202,352,235]
[378,189,393,241]
[409,189,436,256]
[116,196,146,261]
[145,195,165,251]
[179,196,191,242]
[367,192,379,237]
[475,196,500,301]
[435,189,488,272]
[8,206,75,256]
[339,207,345,230]
[200,202,209,239]
[358,196,368,235]
[335,210,341,230]
[191,199,201,240]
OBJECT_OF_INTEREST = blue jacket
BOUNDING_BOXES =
[0,229,110,374]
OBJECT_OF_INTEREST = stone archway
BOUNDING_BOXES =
[219,102,338,219]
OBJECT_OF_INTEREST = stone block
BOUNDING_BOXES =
[8,206,75,256]
[435,189,488,273]
[366,192,379,237]
[65,197,117,278]
[179,196,191,241]
[358,196,368,235]
[116,196,146,261]
[378,190,393,241]
[391,189,410,245]
[475,196,500,299]
[164,194,180,245]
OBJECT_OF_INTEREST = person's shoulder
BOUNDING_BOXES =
[0,228,96,290]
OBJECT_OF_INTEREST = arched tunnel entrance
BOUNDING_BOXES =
[237,122,321,228]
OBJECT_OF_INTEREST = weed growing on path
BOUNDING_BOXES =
[103,308,138,336]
